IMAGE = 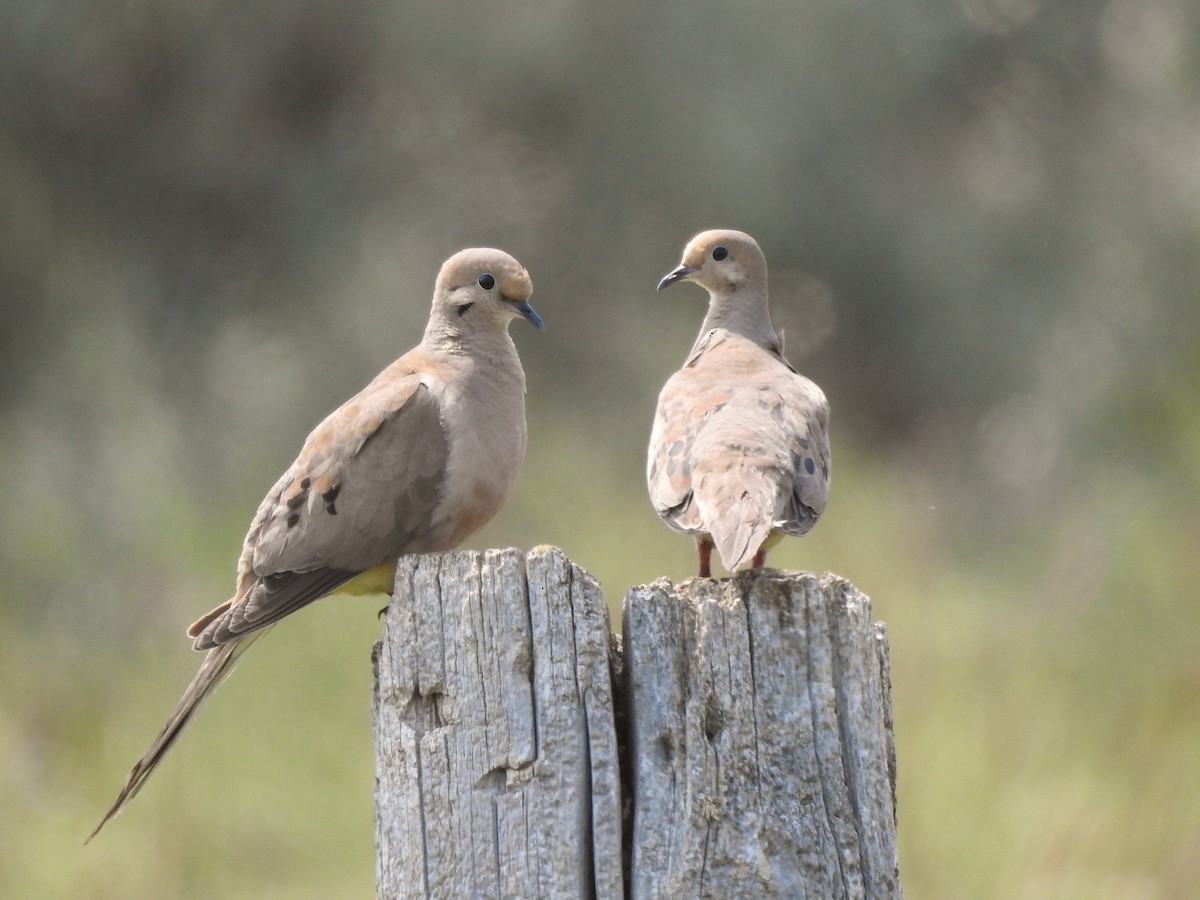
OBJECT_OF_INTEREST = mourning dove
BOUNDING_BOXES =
[88,248,542,841]
[648,230,830,577]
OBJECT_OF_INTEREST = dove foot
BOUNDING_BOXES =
[697,539,713,578]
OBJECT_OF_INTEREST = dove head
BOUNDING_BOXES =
[658,230,767,297]
[658,230,779,350]
[433,248,543,332]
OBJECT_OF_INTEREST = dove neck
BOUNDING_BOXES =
[697,288,779,350]
[423,315,520,363]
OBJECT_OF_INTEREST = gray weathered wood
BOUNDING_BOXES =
[374,551,900,898]
[372,547,623,900]
[624,570,900,899]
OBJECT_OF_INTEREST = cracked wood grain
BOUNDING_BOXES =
[625,570,900,899]
[372,547,622,900]
[374,551,899,898]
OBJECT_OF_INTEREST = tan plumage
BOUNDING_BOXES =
[88,248,541,841]
[648,230,830,577]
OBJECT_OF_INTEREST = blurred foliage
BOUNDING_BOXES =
[2,0,1199,896]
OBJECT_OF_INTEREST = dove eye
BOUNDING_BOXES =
[712,246,728,261]
[477,273,496,290]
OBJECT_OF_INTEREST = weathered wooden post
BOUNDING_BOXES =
[373,549,899,899]
[372,547,624,899]
[624,571,899,898]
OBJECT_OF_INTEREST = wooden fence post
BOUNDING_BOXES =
[372,547,624,899]
[624,571,900,898]
[373,550,900,899]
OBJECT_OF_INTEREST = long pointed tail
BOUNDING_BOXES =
[86,628,268,843]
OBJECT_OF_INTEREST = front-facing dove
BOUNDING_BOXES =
[88,247,542,841]
[648,230,830,578]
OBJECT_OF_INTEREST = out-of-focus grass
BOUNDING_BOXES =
[2,600,381,898]
[3,423,1198,897]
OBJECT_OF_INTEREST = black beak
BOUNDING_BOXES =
[657,264,698,291]
[511,299,544,330]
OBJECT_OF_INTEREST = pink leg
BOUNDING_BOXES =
[751,547,767,569]
[697,539,713,578]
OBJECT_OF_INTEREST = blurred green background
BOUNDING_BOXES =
[3,0,1199,896]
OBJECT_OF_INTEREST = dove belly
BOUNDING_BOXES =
[330,560,399,597]
[426,370,527,550]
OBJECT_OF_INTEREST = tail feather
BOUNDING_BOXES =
[86,629,267,843]
[711,511,772,572]
[701,486,776,573]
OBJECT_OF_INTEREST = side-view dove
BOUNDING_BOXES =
[88,247,542,841]
[648,229,830,578]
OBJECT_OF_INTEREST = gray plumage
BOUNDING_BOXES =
[649,230,830,576]
[89,247,541,841]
